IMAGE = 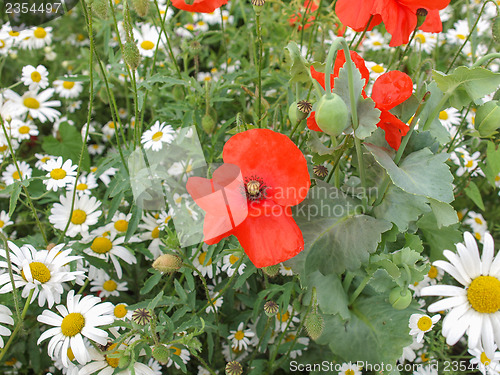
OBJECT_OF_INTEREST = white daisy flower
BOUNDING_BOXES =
[10,119,38,141]
[465,212,488,233]
[421,232,500,358]
[134,24,164,58]
[141,121,175,151]
[469,344,500,375]
[84,231,136,279]
[167,159,194,178]
[139,213,162,259]
[228,322,255,351]
[399,336,424,363]
[34,153,54,169]
[165,344,191,369]
[90,166,117,187]
[112,303,133,322]
[279,264,293,276]
[192,249,221,279]
[0,210,14,233]
[205,287,223,314]
[275,305,300,332]
[101,120,116,140]
[439,107,461,129]
[413,32,437,54]
[0,305,14,348]
[197,365,211,375]
[106,212,132,235]
[148,358,163,375]
[157,209,173,230]
[446,20,470,44]
[42,157,78,192]
[365,61,386,82]
[221,342,249,362]
[67,100,82,113]
[3,88,61,123]
[37,290,114,367]
[413,364,438,375]
[90,270,128,298]
[19,26,52,49]
[284,332,309,359]
[0,242,84,307]
[53,77,84,99]
[87,143,105,155]
[2,161,32,185]
[221,252,246,277]
[49,193,102,237]
[409,313,441,343]
[363,30,387,51]
[21,65,49,90]
[338,362,362,375]
[66,173,98,196]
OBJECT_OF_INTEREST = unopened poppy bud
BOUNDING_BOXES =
[315,93,349,137]
[475,100,500,137]
[304,309,324,340]
[389,286,412,310]
[132,0,149,17]
[92,0,108,19]
[202,113,216,134]
[152,254,183,273]
[262,264,280,276]
[123,41,141,70]
[225,361,243,375]
[288,101,298,125]
[152,344,170,365]
[263,300,279,316]
[416,8,428,28]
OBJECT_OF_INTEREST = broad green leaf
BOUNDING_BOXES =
[464,181,485,211]
[306,131,333,156]
[318,295,420,369]
[483,141,500,186]
[428,199,459,228]
[366,144,454,203]
[417,213,462,261]
[433,67,500,109]
[355,97,380,139]
[373,185,430,231]
[333,63,365,126]
[306,271,350,320]
[285,41,310,83]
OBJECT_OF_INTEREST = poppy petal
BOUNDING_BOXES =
[335,0,380,31]
[372,0,417,46]
[307,111,323,132]
[231,200,304,268]
[171,0,228,13]
[310,65,329,92]
[418,9,444,33]
[399,0,450,10]
[371,71,413,111]
[223,129,311,207]
[377,110,410,150]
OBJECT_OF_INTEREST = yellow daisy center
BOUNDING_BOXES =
[91,237,113,254]
[417,315,433,331]
[12,171,21,180]
[63,81,75,90]
[71,209,87,225]
[465,160,474,168]
[415,33,426,43]
[474,217,483,225]
[152,131,163,142]
[439,111,449,120]
[0,145,7,152]
[67,347,75,362]
[5,357,17,366]
[76,183,88,191]
[457,34,466,40]
[34,28,47,39]
[277,311,290,322]
[141,40,155,50]
[421,353,429,362]
[114,219,128,232]
[9,31,19,37]
[285,334,296,342]
[108,122,115,129]
[31,71,42,82]
[0,220,4,228]
[475,232,482,241]
[467,276,500,313]
[171,346,181,356]
[18,125,30,134]
[346,370,355,375]
[23,97,40,109]
[114,304,127,318]
[198,252,212,266]
[103,280,118,292]
[61,313,85,337]
[234,330,245,341]
[77,34,85,41]
[481,352,491,366]
[50,168,67,180]
[21,262,51,283]
[105,344,120,368]
[151,226,160,239]
[229,255,239,265]
[495,175,500,182]
[372,41,382,46]
[428,265,438,279]
[371,65,384,73]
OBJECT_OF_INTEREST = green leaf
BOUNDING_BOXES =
[433,67,500,109]
[125,203,141,242]
[333,63,365,125]
[417,82,450,145]
[484,141,500,185]
[464,181,485,211]
[417,213,462,261]
[366,144,454,203]
[9,182,22,217]
[140,270,162,294]
[428,199,459,228]
[306,131,333,156]
[41,122,90,171]
[355,97,381,140]
[373,185,430,231]
[318,295,420,368]
[284,41,310,83]
[307,271,350,320]
[148,291,164,310]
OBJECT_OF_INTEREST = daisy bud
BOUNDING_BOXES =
[416,8,428,28]
[313,165,328,178]
[152,344,171,365]
[92,0,109,19]
[304,309,324,340]
[123,41,141,71]
[132,308,152,325]
[152,254,183,273]
[389,286,413,310]
[225,361,243,375]
[202,113,217,134]
[263,300,279,316]
[493,17,500,44]
[132,0,150,17]
[262,264,280,277]
[315,93,349,137]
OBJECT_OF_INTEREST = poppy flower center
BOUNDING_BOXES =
[71,209,87,225]
[31,71,42,82]
[103,280,117,292]
[114,304,127,318]
[244,176,266,201]
[417,316,432,331]
[21,262,51,283]
[91,237,113,254]
[61,313,85,337]
[467,276,500,313]
[114,219,128,232]
[23,97,40,109]
[50,168,67,180]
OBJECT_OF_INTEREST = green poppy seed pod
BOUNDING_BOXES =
[304,309,324,340]
[475,100,500,137]
[389,286,412,310]
[92,0,108,19]
[262,264,280,277]
[493,17,500,44]
[263,300,279,317]
[132,0,150,17]
[152,254,183,273]
[123,41,141,70]
[416,8,428,28]
[152,344,171,365]
[315,93,349,137]
[288,101,298,125]
[202,113,217,134]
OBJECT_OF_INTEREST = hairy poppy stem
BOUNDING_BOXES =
[351,15,374,51]
[396,27,418,71]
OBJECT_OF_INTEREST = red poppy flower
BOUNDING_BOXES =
[289,0,319,31]
[171,0,228,13]
[371,70,413,149]
[186,129,310,268]
[335,0,450,46]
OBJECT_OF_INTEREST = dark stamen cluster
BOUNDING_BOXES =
[243,175,267,201]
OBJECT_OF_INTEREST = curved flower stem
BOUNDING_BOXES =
[348,275,370,306]
[472,53,500,68]
[0,233,20,320]
[299,0,315,49]
[256,12,263,128]
[0,118,48,245]
[0,289,34,364]
[446,0,499,73]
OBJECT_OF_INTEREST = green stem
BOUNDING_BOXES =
[472,52,500,68]
[0,233,20,320]
[348,275,370,306]
[256,12,263,127]
[220,6,229,74]
[396,27,418,71]
[352,15,374,51]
